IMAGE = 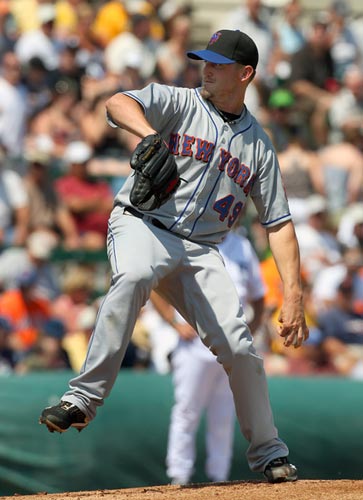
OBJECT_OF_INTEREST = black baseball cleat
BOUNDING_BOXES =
[39,401,89,433]
[263,457,298,483]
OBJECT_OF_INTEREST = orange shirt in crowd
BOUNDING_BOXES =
[0,289,51,350]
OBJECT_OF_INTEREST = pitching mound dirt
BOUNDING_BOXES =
[3,480,363,500]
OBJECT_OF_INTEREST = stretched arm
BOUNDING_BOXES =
[105,93,156,139]
[55,205,81,250]
[266,220,309,348]
[290,80,333,109]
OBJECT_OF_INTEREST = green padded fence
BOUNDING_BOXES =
[0,372,362,496]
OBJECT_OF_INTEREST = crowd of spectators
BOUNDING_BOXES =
[0,0,363,379]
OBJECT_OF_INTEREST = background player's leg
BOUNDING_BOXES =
[205,364,235,482]
[166,340,214,484]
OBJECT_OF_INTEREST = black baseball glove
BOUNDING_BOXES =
[129,133,180,211]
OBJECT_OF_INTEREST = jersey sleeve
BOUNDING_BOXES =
[122,83,183,134]
[106,83,184,135]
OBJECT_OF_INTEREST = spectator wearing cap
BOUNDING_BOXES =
[337,203,363,251]
[51,263,95,333]
[312,245,363,313]
[294,194,342,285]
[317,274,363,380]
[128,0,167,43]
[47,37,86,103]
[54,140,114,249]
[328,65,363,146]
[287,13,336,148]
[264,88,297,152]
[104,12,159,82]
[22,57,53,119]
[23,148,81,250]
[15,2,60,71]
[0,229,60,300]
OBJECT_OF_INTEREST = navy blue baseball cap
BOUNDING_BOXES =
[187,30,259,69]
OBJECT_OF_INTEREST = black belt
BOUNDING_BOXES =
[123,205,168,231]
[120,204,213,247]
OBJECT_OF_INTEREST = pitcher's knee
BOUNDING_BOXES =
[214,337,255,373]
[113,267,154,293]
[125,267,154,286]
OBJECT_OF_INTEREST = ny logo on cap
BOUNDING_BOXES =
[209,32,222,45]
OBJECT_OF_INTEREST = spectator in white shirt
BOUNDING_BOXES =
[15,3,60,71]
[0,51,27,157]
[0,152,29,246]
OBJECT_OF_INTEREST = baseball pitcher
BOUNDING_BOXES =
[40,29,309,484]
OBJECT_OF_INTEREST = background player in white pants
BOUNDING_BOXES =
[151,229,266,485]
[40,29,309,483]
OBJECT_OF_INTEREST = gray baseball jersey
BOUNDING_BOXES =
[112,82,291,244]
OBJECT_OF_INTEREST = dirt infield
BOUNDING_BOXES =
[3,480,363,500]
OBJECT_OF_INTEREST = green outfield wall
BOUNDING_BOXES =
[0,372,362,496]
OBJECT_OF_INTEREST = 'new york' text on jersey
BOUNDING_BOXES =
[112,83,291,245]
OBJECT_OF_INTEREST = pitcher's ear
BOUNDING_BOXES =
[241,65,254,79]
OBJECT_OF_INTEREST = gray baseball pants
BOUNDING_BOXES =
[62,205,289,472]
